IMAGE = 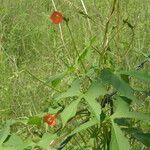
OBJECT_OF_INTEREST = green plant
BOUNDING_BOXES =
[0,0,150,150]
[0,65,150,150]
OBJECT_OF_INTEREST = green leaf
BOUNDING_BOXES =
[0,145,16,150]
[0,120,35,150]
[113,96,131,115]
[84,79,107,121]
[84,97,101,121]
[117,70,150,83]
[77,46,89,63]
[0,120,16,145]
[123,112,150,121]
[28,116,42,126]
[24,139,35,149]
[110,121,130,150]
[76,36,96,64]
[48,107,62,114]
[37,133,57,150]
[51,78,61,87]
[45,72,66,87]
[60,99,81,127]
[124,128,150,147]
[114,118,130,127]
[56,79,81,101]
[120,74,129,83]
[69,119,97,136]
[0,126,10,145]
[3,134,26,150]
[101,69,136,101]
[3,138,34,150]
[111,97,150,122]
[85,79,107,98]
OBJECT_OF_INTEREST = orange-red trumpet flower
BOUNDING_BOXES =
[50,11,63,24]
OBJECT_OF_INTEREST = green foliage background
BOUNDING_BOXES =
[0,0,150,150]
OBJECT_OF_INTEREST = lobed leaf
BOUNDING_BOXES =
[69,119,97,136]
[124,128,150,147]
[28,116,42,126]
[111,97,150,122]
[56,79,81,101]
[117,70,150,83]
[37,133,57,150]
[84,79,107,121]
[110,121,130,150]
[60,99,81,127]
[101,69,136,101]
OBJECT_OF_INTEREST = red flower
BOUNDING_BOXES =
[50,11,63,24]
[43,114,56,127]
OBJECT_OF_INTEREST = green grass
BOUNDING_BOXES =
[0,0,149,119]
[0,0,150,149]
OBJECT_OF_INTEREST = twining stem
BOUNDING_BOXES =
[26,70,61,92]
[102,0,117,50]
[65,22,86,72]
[80,0,92,35]
[51,0,72,65]
[116,0,120,49]
[58,24,72,62]
[99,0,117,68]
[51,0,57,10]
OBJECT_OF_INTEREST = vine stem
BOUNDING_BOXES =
[26,70,61,92]
[102,0,117,50]
[51,0,72,64]
[99,0,117,67]
[51,0,57,10]
[65,21,86,73]
[80,0,92,35]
